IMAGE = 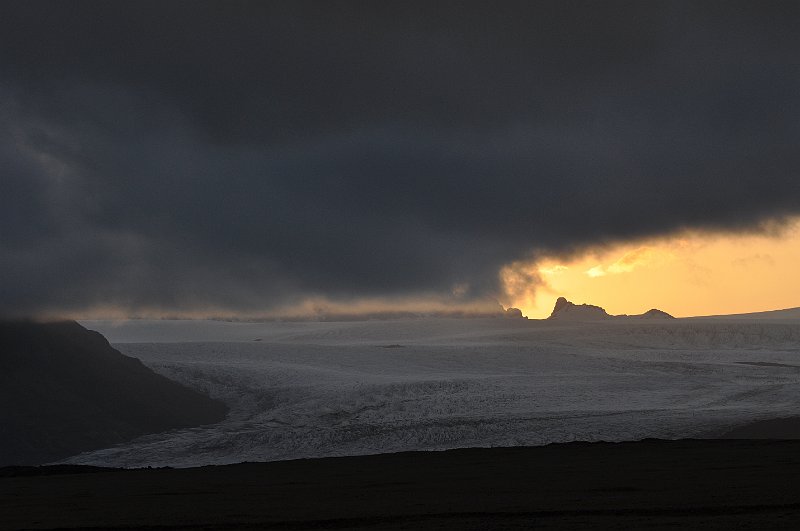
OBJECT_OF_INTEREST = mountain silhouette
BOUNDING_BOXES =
[0,320,228,465]
[548,297,674,321]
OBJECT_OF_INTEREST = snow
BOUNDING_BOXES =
[63,318,800,468]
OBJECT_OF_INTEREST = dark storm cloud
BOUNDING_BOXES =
[2,1,800,316]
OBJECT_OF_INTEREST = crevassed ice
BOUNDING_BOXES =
[63,319,800,468]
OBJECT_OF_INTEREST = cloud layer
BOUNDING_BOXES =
[2,1,800,317]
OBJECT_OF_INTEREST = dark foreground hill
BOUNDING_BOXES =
[0,320,227,466]
[3,439,800,530]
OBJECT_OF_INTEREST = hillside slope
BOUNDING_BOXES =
[0,321,227,465]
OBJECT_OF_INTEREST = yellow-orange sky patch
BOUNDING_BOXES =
[502,218,800,319]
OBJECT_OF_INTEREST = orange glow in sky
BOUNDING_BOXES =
[501,219,800,319]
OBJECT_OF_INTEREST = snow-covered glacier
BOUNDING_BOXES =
[63,318,800,468]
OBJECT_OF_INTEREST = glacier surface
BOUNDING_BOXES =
[62,318,800,468]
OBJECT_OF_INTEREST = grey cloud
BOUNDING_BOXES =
[2,1,800,316]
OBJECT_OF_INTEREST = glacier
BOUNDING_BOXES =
[61,318,800,468]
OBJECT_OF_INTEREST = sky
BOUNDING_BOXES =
[503,219,800,318]
[2,1,800,319]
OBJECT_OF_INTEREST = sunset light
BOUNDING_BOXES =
[503,218,800,319]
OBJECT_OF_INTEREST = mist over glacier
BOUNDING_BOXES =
[63,318,800,468]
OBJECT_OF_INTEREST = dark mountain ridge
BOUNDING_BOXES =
[548,297,674,321]
[0,320,227,466]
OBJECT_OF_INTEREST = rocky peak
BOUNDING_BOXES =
[548,298,610,321]
[547,298,674,321]
[552,297,570,314]
[503,307,525,319]
[639,308,675,319]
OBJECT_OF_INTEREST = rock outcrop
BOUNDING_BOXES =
[503,307,525,319]
[548,297,674,321]
[638,308,675,320]
[548,297,611,320]
[0,320,228,465]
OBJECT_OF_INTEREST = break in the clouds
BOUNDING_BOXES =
[2,1,800,317]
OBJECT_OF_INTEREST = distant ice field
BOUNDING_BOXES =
[65,318,800,468]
